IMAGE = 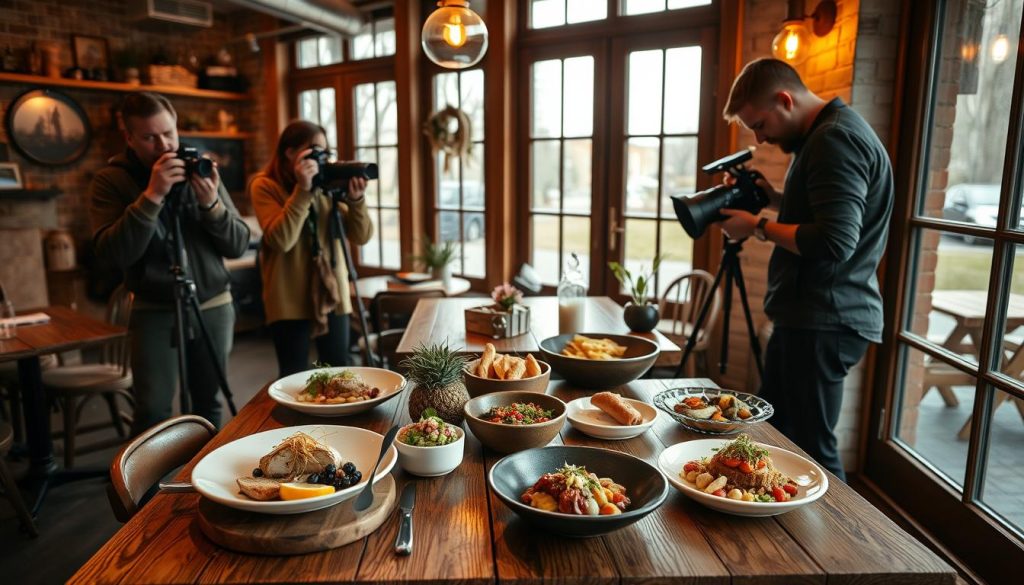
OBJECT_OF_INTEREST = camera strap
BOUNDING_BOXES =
[306,203,322,259]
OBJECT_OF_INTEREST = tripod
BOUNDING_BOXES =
[674,238,765,381]
[325,188,376,368]
[166,188,238,417]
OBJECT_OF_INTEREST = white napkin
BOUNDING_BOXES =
[0,312,51,327]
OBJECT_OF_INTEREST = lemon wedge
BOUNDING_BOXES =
[279,482,335,500]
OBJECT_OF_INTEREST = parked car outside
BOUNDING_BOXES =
[941,183,1000,245]
[438,180,485,242]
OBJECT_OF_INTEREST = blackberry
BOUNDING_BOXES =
[342,462,356,475]
[252,468,263,478]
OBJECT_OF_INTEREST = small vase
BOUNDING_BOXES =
[432,264,453,290]
[623,302,659,333]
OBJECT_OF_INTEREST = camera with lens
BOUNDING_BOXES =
[305,146,379,195]
[671,148,770,238]
[176,145,214,180]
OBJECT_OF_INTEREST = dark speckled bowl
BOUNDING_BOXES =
[538,333,660,390]
[488,445,669,538]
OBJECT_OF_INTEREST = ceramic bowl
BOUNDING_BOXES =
[394,425,465,477]
[651,387,774,434]
[538,333,660,390]
[463,357,552,398]
[268,367,406,417]
[463,390,566,454]
[564,396,658,440]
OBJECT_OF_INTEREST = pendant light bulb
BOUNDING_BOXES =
[772,20,812,65]
[423,0,488,69]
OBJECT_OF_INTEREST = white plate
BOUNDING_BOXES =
[657,438,829,517]
[191,425,398,515]
[268,367,406,417]
[565,396,658,440]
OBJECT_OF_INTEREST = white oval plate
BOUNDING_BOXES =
[565,396,658,440]
[268,367,406,417]
[657,438,829,517]
[191,425,397,515]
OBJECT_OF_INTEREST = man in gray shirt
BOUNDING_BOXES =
[718,59,894,481]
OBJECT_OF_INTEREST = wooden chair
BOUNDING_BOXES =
[655,271,720,377]
[44,285,134,468]
[0,421,37,537]
[108,414,216,523]
[956,340,1024,440]
[359,290,446,369]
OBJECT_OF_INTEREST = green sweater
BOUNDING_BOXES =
[88,150,251,305]
[248,173,373,324]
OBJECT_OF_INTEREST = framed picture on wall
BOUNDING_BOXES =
[0,163,23,190]
[72,35,111,74]
[5,88,91,166]
[181,136,246,193]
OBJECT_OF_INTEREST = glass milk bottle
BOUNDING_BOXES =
[557,253,587,334]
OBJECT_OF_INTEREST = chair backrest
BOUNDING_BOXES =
[107,414,216,523]
[102,284,133,374]
[659,270,720,349]
[369,289,446,334]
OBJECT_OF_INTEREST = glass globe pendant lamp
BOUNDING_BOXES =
[422,0,489,69]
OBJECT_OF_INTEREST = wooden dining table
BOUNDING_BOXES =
[0,306,125,512]
[72,377,954,584]
[352,274,472,302]
[396,296,682,359]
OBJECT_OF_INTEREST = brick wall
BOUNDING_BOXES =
[717,0,902,472]
[0,0,274,246]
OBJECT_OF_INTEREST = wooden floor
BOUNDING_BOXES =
[0,330,984,584]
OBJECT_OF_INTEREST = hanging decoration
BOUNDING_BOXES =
[423,105,472,174]
[422,0,489,70]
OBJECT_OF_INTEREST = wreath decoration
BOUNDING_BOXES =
[423,105,472,174]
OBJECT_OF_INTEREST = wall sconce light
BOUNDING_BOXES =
[771,0,837,65]
[991,32,1010,63]
[422,0,489,70]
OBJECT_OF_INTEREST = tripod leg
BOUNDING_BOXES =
[332,207,377,367]
[172,290,192,415]
[187,295,238,416]
[718,257,735,374]
[731,258,765,382]
[673,263,728,378]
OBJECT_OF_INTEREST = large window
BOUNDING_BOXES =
[354,80,400,269]
[869,0,1024,579]
[433,69,486,279]
[295,11,395,70]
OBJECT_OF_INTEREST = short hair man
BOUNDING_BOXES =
[89,92,250,434]
[718,59,894,481]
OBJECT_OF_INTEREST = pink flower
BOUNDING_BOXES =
[491,282,524,310]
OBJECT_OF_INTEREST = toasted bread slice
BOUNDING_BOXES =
[237,477,281,501]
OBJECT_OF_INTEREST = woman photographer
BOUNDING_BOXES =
[250,120,373,377]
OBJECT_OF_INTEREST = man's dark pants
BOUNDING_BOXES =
[758,326,870,482]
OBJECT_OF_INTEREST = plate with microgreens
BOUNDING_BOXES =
[269,365,406,417]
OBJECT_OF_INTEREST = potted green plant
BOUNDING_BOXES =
[411,238,458,288]
[608,255,663,333]
[400,341,471,425]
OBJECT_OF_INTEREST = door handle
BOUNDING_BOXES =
[609,207,625,251]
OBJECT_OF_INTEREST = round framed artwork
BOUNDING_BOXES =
[4,88,92,166]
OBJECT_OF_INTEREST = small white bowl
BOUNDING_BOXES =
[565,396,658,440]
[395,426,466,477]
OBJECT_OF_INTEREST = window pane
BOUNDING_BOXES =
[628,50,664,135]
[563,139,592,214]
[563,56,594,137]
[361,221,381,266]
[378,146,398,207]
[625,137,660,216]
[377,81,398,145]
[895,345,974,488]
[437,151,461,200]
[532,60,563,138]
[438,210,462,249]
[921,0,1021,222]
[532,140,561,211]
[352,24,374,60]
[318,36,343,65]
[298,38,318,68]
[356,147,378,206]
[463,144,485,211]
[461,69,485,142]
[354,83,377,146]
[380,209,400,269]
[979,387,1024,532]
[319,88,337,149]
[997,243,1024,381]
[531,0,566,28]
[464,211,486,278]
[624,0,666,16]
[563,216,590,284]
[375,17,396,57]
[662,136,698,217]
[664,46,701,134]
[532,215,561,285]
[299,90,318,123]
[624,219,657,296]
[435,72,459,109]
[659,219,693,297]
[567,0,606,23]
[667,0,712,8]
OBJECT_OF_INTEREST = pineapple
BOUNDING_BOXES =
[400,342,471,425]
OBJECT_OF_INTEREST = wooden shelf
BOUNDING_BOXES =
[0,72,249,101]
[0,188,62,201]
[179,131,253,140]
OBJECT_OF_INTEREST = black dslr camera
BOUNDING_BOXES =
[176,145,214,180]
[671,148,770,238]
[305,146,379,196]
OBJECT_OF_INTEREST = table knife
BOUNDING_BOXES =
[394,482,416,555]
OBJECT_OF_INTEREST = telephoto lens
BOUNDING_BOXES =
[304,146,379,190]
[671,149,769,238]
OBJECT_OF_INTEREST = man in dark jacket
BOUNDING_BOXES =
[89,92,250,434]
[717,59,894,481]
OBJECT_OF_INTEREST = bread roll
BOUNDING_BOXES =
[591,392,643,426]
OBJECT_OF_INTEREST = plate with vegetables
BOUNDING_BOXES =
[652,387,773,434]
[657,434,828,517]
[268,366,406,417]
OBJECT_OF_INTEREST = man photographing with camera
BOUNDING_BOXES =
[89,91,250,435]
[715,58,894,481]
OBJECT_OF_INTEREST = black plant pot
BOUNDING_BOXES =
[623,302,659,333]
